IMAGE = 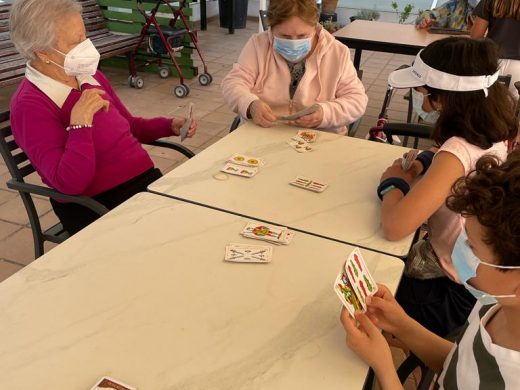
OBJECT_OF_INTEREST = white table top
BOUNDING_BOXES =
[0,193,404,389]
[333,20,448,48]
[149,123,415,257]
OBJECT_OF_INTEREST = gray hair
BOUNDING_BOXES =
[9,0,82,61]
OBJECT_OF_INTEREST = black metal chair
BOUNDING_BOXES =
[259,10,268,32]
[0,109,194,259]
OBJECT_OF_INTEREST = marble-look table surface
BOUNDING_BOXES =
[149,122,415,257]
[0,193,404,389]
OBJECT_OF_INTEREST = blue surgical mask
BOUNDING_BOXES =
[273,36,312,63]
[411,88,440,124]
[451,230,519,304]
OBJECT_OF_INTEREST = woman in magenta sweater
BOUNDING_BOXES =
[9,0,197,234]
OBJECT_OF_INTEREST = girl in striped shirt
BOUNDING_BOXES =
[342,151,520,389]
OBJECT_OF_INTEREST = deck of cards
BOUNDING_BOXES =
[289,176,328,193]
[334,248,378,317]
[401,149,419,171]
[179,102,194,142]
[225,243,273,263]
[277,104,320,121]
[91,376,136,390]
[241,222,294,245]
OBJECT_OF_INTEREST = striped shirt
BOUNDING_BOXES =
[436,302,520,389]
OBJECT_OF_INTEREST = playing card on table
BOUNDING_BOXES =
[401,149,419,171]
[225,243,273,263]
[287,139,313,153]
[334,248,379,317]
[297,130,318,143]
[241,222,294,245]
[289,176,328,193]
[221,163,258,178]
[227,154,265,168]
[179,102,194,142]
[90,376,136,390]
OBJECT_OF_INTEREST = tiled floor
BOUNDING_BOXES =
[0,20,416,279]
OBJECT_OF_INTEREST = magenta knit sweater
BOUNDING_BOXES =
[10,71,173,196]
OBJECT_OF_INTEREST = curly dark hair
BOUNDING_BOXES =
[447,151,520,268]
[420,37,518,149]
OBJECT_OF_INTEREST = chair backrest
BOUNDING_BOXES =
[0,110,36,182]
[259,10,269,31]
[79,0,111,37]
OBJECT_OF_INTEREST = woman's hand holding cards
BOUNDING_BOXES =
[294,105,323,128]
[249,99,277,127]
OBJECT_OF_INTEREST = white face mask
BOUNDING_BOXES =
[51,39,100,76]
[411,88,440,124]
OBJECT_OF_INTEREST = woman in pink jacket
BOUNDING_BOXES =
[221,0,368,135]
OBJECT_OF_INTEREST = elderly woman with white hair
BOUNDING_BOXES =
[9,0,197,234]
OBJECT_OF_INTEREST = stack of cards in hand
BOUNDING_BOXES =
[241,222,294,245]
[277,104,320,121]
[220,153,265,178]
[225,243,273,263]
[401,149,419,171]
[334,248,378,317]
[179,102,194,142]
[287,130,317,153]
[289,176,328,193]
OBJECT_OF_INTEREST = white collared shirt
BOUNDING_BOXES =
[24,63,101,109]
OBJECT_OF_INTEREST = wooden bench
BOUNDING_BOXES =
[0,0,140,88]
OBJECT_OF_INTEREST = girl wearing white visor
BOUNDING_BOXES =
[342,152,520,390]
[376,37,518,337]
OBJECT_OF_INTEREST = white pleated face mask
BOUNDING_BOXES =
[52,39,100,76]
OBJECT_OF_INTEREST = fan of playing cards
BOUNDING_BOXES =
[334,248,378,317]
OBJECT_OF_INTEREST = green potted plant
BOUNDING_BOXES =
[391,1,415,24]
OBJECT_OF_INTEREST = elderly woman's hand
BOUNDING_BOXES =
[249,99,277,127]
[171,117,197,138]
[70,89,110,126]
[295,105,323,128]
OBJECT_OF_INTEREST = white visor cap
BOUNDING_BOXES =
[388,50,499,96]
